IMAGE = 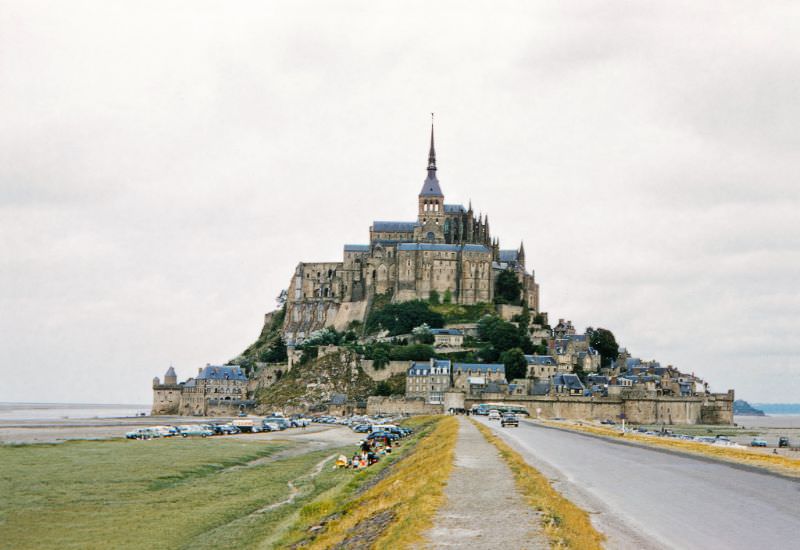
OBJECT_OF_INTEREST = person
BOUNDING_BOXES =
[361,440,371,454]
[351,454,361,469]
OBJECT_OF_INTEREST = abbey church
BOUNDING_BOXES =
[283,125,540,343]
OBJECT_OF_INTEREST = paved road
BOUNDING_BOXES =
[478,417,800,550]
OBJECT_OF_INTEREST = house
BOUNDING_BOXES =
[524,355,557,379]
[551,373,585,396]
[405,359,452,404]
[430,328,464,348]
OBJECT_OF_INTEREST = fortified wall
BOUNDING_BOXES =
[458,391,734,425]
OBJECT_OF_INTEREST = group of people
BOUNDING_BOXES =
[335,435,394,470]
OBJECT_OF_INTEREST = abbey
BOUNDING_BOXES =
[283,125,540,342]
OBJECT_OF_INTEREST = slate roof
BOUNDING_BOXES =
[453,363,505,373]
[525,355,556,366]
[165,366,176,378]
[419,172,443,196]
[372,221,419,232]
[444,204,466,213]
[498,250,519,262]
[431,328,463,336]
[344,244,370,252]
[408,359,451,376]
[552,373,585,391]
[396,243,491,254]
[197,365,248,381]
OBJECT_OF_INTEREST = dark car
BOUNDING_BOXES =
[366,431,399,441]
[778,436,790,448]
[501,414,519,427]
[353,424,371,433]
[212,424,240,435]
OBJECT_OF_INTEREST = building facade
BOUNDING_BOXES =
[282,124,540,342]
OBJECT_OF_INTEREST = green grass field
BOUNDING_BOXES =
[0,437,355,550]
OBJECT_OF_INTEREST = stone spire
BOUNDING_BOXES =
[419,115,443,197]
[427,118,436,171]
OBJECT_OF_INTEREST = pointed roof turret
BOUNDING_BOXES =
[419,115,443,197]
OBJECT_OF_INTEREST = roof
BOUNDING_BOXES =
[498,250,518,262]
[396,243,491,253]
[444,204,465,213]
[344,244,370,252]
[372,221,419,232]
[525,355,556,366]
[453,363,505,373]
[197,365,248,381]
[165,366,176,378]
[431,328,463,336]
[408,359,451,376]
[553,373,585,391]
[420,172,443,196]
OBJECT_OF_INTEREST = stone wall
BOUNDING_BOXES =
[366,396,443,416]
[458,392,734,425]
[151,384,181,415]
[360,360,410,382]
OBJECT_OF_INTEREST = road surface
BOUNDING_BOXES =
[478,417,800,550]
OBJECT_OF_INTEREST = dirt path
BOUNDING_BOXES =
[421,417,547,549]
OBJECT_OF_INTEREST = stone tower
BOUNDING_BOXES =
[416,122,446,243]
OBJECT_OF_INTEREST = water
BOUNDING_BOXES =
[734,414,800,429]
[0,402,150,421]
[752,403,800,415]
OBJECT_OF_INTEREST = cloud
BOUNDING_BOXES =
[0,1,798,404]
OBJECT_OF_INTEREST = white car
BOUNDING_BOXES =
[488,410,501,420]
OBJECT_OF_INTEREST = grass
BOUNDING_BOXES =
[430,302,496,323]
[540,420,800,478]
[472,420,605,550]
[282,415,458,549]
[0,437,359,549]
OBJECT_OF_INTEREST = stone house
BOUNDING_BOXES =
[430,328,464,348]
[406,359,452,404]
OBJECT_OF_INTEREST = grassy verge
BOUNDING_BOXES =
[0,437,359,549]
[472,420,605,550]
[539,420,800,478]
[280,415,458,549]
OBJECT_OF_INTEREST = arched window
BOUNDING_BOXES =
[427,232,435,241]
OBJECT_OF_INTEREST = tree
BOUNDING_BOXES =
[365,300,445,335]
[478,316,522,352]
[495,270,522,305]
[428,290,440,305]
[590,328,619,368]
[374,381,393,396]
[500,348,528,381]
[258,336,288,363]
[412,323,434,344]
[443,289,453,304]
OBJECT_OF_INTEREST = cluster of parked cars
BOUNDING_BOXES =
[125,414,314,440]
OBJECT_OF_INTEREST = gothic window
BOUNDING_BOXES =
[426,232,435,241]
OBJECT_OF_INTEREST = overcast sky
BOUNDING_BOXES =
[1,1,798,405]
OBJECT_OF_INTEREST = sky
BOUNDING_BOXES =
[1,1,798,404]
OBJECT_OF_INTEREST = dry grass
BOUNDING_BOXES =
[473,420,605,550]
[539,420,800,478]
[302,415,459,550]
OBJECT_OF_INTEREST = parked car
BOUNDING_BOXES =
[778,436,790,448]
[177,425,214,438]
[232,419,263,433]
[366,431,399,442]
[212,424,240,435]
[262,422,281,432]
[751,438,768,447]
[501,414,519,427]
[600,419,616,425]
[126,427,161,440]
[152,425,178,437]
[352,424,371,433]
[488,410,501,420]
[263,417,290,430]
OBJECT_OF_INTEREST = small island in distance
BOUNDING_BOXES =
[733,400,765,416]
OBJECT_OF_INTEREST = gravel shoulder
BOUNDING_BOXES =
[421,416,547,549]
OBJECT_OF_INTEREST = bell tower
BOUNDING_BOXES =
[418,117,445,226]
